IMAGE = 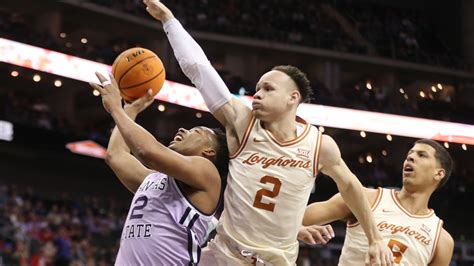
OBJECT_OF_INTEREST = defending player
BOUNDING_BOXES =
[143,1,393,265]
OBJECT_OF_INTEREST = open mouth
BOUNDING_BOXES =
[403,164,414,173]
[173,134,184,142]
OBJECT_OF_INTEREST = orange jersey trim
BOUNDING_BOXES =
[429,219,444,263]
[347,187,383,227]
[391,190,435,218]
[229,115,256,159]
[312,129,323,176]
[263,116,311,147]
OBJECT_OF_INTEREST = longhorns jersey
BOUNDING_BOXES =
[339,188,443,265]
[217,115,322,264]
[115,172,214,265]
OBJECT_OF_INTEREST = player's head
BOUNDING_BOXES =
[252,65,311,121]
[402,139,453,191]
[169,126,229,180]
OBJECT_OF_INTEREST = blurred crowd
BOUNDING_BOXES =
[1,5,471,126]
[0,184,127,265]
[87,0,468,69]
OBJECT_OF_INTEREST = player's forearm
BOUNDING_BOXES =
[339,177,381,244]
[110,108,164,165]
[107,109,139,156]
[163,19,232,112]
[107,126,130,157]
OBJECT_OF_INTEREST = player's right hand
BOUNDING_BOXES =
[365,239,394,266]
[124,89,155,117]
[143,0,175,23]
[297,225,335,245]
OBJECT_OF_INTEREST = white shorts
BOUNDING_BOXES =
[199,233,298,266]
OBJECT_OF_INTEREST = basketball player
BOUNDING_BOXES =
[143,1,392,265]
[90,74,229,265]
[300,139,454,265]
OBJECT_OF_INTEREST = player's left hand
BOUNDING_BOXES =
[365,239,393,266]
[297,225,335,245]
[124,89,155,117]
[89,72,122,114]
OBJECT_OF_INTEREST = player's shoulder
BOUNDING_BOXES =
[319,134,339,151]
[439,227,454,247]
[318,134,340,166]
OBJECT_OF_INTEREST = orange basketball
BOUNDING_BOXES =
[112,47,166,103]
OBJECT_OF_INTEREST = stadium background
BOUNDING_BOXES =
[0,0,473,265]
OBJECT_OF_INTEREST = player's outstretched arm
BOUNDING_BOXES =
[303,193,352,226]
[106,93,155,193]
[429,229,454,266]
[318,134,393,266]
[143,0,251,143]
[91,72,220,193]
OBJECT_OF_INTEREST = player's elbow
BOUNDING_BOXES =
[134,147,158,169]
[105,150,117,166]
[337,174,358,194]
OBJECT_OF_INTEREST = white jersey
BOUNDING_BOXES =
[115,172,214,265]
[339,188,443,266]
[216,115,322,265]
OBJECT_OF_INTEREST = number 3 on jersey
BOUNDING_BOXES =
[252,176,281,212]
[388,239,408,264]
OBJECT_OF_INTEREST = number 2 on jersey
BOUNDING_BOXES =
[252,176,281,212]
[129,195,148,220]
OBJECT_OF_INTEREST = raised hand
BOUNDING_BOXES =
[143,0,174,23]
[124,89,155,118]
[89,72,122,114]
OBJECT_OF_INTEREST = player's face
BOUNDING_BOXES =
[168,126,217,156]
[252,70,300,121]
[402,143,442,188]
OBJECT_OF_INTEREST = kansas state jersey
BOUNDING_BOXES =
[339,188,443,265]
[216,115,322,264]
[115,172,214,265]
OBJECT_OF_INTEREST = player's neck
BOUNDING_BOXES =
[262,118,298,142]
[396,188,432,216]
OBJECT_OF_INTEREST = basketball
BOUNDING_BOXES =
[112,47,166,102]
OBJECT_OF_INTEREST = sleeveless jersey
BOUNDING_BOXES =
[115,172,214,265]
[339,188,443,265]
[217,115,322,264]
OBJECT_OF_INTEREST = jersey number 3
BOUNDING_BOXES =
[252,176,281,212]
[388,239,408,264]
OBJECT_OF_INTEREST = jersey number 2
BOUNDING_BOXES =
[129,195,148,220]
[252,176,281,212]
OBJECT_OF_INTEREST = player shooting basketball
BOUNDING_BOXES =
[90,73,228,265]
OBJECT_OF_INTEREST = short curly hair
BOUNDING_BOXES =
[272,65,313,103]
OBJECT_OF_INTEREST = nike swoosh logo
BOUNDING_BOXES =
[382,209,393,213]
[253,137,268,143]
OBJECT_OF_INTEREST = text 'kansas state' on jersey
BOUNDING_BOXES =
[115,172,214,265]
[218,115,322,263]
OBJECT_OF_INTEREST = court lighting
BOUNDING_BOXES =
[33,74,41,82]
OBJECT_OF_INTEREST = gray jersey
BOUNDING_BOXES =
[115,172,214,265]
